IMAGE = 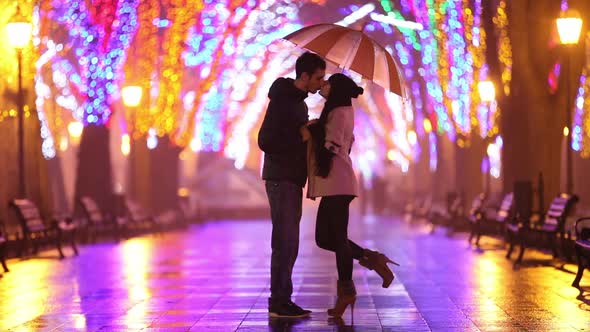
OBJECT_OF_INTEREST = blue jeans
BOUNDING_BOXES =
[265,180,302,303]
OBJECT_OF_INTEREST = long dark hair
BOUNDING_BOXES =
[309,73,363,177]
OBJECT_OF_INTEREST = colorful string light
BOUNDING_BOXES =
[495,0,512,96]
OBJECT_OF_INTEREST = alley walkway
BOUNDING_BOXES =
[0,206,589,331]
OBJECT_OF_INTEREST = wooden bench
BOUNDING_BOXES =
[506,193,578,264]
[466,193,487,243]
[414,195,433,220]
[469,192,514,246]
[430,192,464,232]
[572,217,590,288]
[9,199,78,259]
[122,198,160,234]
[79,196,126,241]
[125,198,186,234]
[404,195,432,221]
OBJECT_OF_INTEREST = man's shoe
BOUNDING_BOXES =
[268,300,311,318]
[288,301,312,315]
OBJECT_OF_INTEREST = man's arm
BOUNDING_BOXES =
[258,102,304,153]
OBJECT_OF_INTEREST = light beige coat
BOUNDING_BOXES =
[307,106,358,198]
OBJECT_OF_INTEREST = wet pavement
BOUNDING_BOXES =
[0,205,589,331]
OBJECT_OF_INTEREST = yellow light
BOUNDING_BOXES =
[563,126,569,137]
[557,9,583,45]
[478,80,496,102]
[189,138,200,152]
[59,136,68,152]
[407,130,417,145]
[178,187,189,197]
[121,85,143,107]
[67,121,84,138]
[6,6,32,49]
[387,149,395,161]
[121,134,131,156]
[423,119,432,133]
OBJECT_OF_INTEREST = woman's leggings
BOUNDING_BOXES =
[315,195,365,281]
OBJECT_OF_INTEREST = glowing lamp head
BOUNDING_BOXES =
[477,80,496,102]
[557,9,583,45]
[121,85,143,107]
[67,121,84,138]
[387,149,395,161]
[6,6,32,49]
[121,134,131,156]
[407,130,417,145]
[423,119,433,133]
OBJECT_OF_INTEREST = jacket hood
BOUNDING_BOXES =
[268,77,308,101]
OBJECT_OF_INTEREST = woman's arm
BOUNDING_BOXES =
[324,108,349,154]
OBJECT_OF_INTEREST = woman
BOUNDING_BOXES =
[305,73,399,319]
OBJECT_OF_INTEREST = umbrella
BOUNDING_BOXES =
[283,23,404,96]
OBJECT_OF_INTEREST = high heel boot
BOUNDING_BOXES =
[327,280,357,319]
[359,249,399,288]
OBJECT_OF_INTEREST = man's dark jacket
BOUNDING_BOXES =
[258,78,308,187]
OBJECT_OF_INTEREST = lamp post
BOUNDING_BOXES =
[478,80,496,196]
[121,85,143,132]
[6,5,33,198]
[121,85,142,156]
[121,85,143,198]
[556,9,583,194]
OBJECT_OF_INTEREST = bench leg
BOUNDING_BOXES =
[468,224,476,244]
[550,233,560,258]
[516,233,526,264]
[506,232,515,259]
[32,237,39,255]
[70,231,79,256]
[0,245,8,272]
[55,230,65,259]
[572,252,586,288]
[16,235,25,258]
[1,258,8,273]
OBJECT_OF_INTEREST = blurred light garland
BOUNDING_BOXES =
[154,0,203,139]
[494,0,512,96]
[573,67,590,157]
[124,0,160,138]
[188,0,259,151]
[183,0,304,154]
[32,0,520,169]
[77,0,139,125]
[413,0,449,137]
[562,0,590,158]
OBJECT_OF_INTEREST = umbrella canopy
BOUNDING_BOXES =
[283,23,404,96]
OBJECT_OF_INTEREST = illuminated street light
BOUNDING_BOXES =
[557,9,583,194]
[6,5,32,198]
[477,80,496,103]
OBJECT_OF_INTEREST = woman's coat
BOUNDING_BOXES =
[307,105,358,198]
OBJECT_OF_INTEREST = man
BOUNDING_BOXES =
[258,52,326,318]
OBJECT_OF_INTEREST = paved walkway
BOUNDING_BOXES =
[0,205,589,331]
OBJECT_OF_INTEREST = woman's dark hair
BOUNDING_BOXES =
[309,73,363,177]
[295,52,326,78]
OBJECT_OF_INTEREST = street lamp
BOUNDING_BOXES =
[121,84,143,138]
[556,9,583,194]
[121,85,143,108]
[478,80,496,195]
[477,80,496,103]
[121,85,143,197]
[6,5,33,198]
